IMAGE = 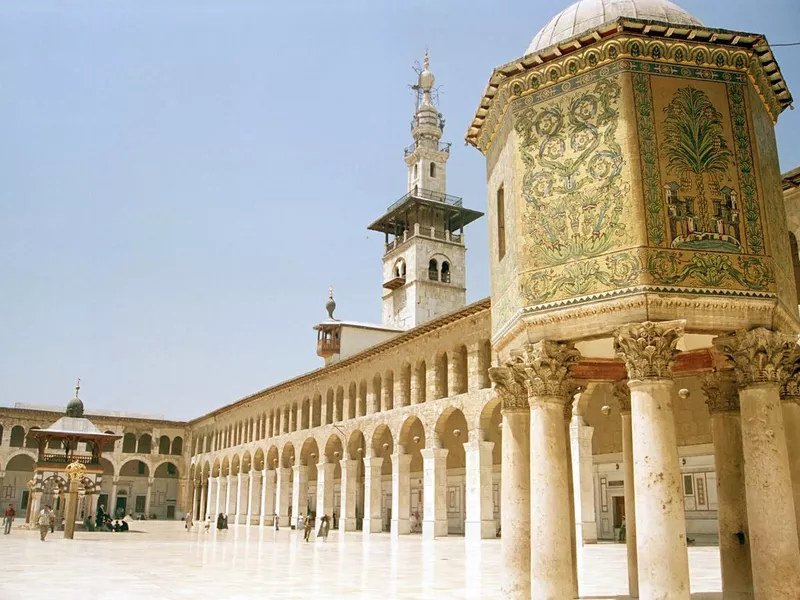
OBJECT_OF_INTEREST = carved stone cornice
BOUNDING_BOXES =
[712,329,799,387]
[699,370,740,414]
[614,320,685,381]
[521,341,581,400]
[489,361,528,413]
[612,380,631,414]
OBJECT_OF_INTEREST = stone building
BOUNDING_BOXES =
[2,1,800,599]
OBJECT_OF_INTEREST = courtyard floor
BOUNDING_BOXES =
[0,522,722,600]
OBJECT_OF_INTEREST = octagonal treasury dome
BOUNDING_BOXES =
[526,0,703,55]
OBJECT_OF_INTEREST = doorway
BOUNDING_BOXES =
[115,497,127,518]
[613,495,625,542]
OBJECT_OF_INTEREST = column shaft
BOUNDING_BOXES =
[463,439,495,540]
[235,473,243,524]
[421,448,449,540]
[260,469,275,526]
[214,476,222,519]
[565,415,579,600]
[291,465,308,529]
[275,468,291,526]
[246,471,256,525]
[316,462,335,523]
[781,400,800,544]
[225,475,232,518]
[621,411,639,599]
[340,459,358,532]
[363,456,383,534]
[571,418,597,543]
[501,409,530,600]
[198,480,207,521]
[528,396,573,599]
[391,453,411,536]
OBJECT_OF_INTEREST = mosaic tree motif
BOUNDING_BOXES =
[515,78,630,269]
[660,86,740,252]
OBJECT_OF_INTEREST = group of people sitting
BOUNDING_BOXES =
[83,514,129,532]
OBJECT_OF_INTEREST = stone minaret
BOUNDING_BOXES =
[368,51,483,330]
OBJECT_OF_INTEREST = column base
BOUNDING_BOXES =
[278,515,290,527]
[465,520,496,541]
[422,519,448,540]
[391,518,410,537]
[340,517,357,532]
[363,518,382,534]
[578,521,597,544]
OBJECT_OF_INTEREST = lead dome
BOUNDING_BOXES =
[526,0,703,55]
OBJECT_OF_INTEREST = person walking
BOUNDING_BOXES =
[273,513,279,531]
[3,504,15,535]
[37,505,53,541]
[184,511,193,532]
[49,509,55,534]
[303,513,313,542]
[317,514,330,542]
[216,512,225,531]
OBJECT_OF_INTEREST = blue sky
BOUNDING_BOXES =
[2,0,799,420]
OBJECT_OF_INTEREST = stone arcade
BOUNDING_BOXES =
[2,1,800,599]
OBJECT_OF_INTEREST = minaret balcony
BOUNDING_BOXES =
[384,225,463,255]
[404,141,451,156]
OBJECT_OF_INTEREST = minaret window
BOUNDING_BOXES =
[428,259,439,281]
[430,162,436,177]
[441,261,451,283]
[497,184,506,260]
[413,164,418,180]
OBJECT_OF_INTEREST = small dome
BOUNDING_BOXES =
[419,69,435,91]
[526,0,703,55]
[66,396,84,418]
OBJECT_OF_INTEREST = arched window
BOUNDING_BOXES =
[122,432,136,453]
[430,162,436,177]
[428,259,438,281]
[26,427,39,449]
[441,261,451,283]
[9,426,25,448]
[158,435,170,455]
[413,164,418,179]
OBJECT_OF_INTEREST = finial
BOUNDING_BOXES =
[424,48,429,70]
[75,378,81,398]
[325,287,337,320]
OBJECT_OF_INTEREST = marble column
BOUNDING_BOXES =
[275,467,291,526]
[570,414,597,544]
[260,468,274,527]
[714,329,800,599]
[191,483,199,521]
[339,457,358,532]
[225,474,232,519]
[214,475,222,520]
[247,470,256,525]
[700,371,753,600]
[489,361,530,600]
[198,479,206,522]
[421,447,449,540]
[564,397,579,600]
[411,366,423,404]
[467,343,483,392]
[524,341,579,599]
[109,478,119,518]
[613,381,640,599]
[363,453,383,534]
[234,473,244,524]
[316,458,335,525]
[205,477,215,523]
[291,464,308,529]
[616,321,690,600]
[391,450,412,536]
[779,374,800,544]
[463,431,495,541]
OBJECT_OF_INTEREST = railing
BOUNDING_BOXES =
[403,141,452,156]
[384,228,463,255]
[41,453,99,465]
[387,186,462,213]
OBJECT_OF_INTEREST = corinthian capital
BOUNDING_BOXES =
[489,361,528,412]
[614,320,685,380]
[712,329,798,388]
[699,370,739,414]
[612,379,631,413]
[521,340,581,400]
[780,371,800,404]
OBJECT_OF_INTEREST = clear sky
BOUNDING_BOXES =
[2,0,799,421]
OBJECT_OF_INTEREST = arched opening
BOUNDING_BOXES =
[347,430,366,531]
[371,373,382,414]
[25,427,39,449]
[415,360,427,403]
[435,352,448,399]
[9,426,24,448]
[383,371,394,411]
[291,402,298,432]
[302,398,310,430]
[171,437,183,456]
[371,425,394,532]
[400,362,412,407]
[335,386,344,422]
[326,389,334,425]
[435,407,469,534]
[398,416,426,534]
[358,380,367,417]
[119,460,151,519]
[394,259,407,279]
[152,462,180,519]
[478,396,503,532]
[321,434,344,528]
[158,436,170,455]
[137,434,152,454]
[430,162,436,177]
[441,261,451,283]
[312,393,322,428]
[122,433,136,453]
[428,259,439,281]
[298,438,320,525]
[4,454,34,519]
[453,344,468,395]
[348,382,357,420]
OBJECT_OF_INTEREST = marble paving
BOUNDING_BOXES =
[0,522,722,600]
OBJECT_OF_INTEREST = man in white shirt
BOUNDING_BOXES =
[37,505,53,541]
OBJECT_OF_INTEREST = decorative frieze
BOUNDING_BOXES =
[614,320,685,380]
[712,328,798,387]
[699,370,740,414]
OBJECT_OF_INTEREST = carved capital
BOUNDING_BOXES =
[521,340,581,400]
[489,362,528,413]
[699,370,740,414]
[780,370,800,404]
[612,379,631,414]
[712,329,798,387]
[615,320,685,380]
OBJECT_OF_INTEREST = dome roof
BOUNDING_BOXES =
[526,0,703,55]
[66,395,84,418]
